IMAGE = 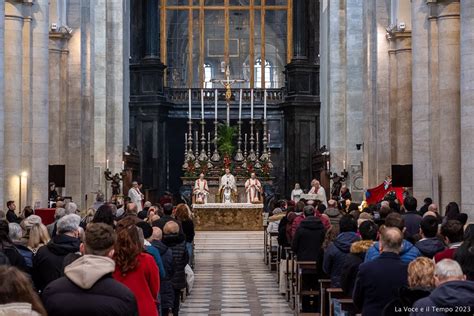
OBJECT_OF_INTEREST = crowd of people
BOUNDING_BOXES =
[267,190,474,315]
[0,197,195,316]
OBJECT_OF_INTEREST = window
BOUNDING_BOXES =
[204,63,213,88]
[255,58,271,88]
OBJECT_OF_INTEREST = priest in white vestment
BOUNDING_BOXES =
[309,179,328,207]
[193,173,209,204]
[245,172,262,203]
[219,168,237,203]
[128,181,144,212]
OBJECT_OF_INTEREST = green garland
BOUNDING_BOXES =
[217,124,236,157]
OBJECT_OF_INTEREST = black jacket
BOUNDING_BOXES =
[42,255,137,316]
[163,233,189,290]
[152,215,176,230]
[353,252,408,316]
[340,240,373,296]
[181,220,195,243]
[0,242,27,272]
[291,216,326,261]
[6,210,21,224]
[415,238,446,258]
[33,234,80,291]
[383,287,432,316]
[411,280,474,316]
[403,211,423,238]
[151,240,175,310]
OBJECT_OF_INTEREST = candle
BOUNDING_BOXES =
[201,89,205,120]
[214,89,218,121]
[256,132,259,142]
[343,160,346,170]
[122,160,125,171]
[264,89,267,120]
[106,159,109,169]
[245,133,248,147]
[327,161,330,170]
[268,133,271,143]
[188,89,192,120]
[185,133,188,142]
[239,89,242,120]
[250,89,254,120]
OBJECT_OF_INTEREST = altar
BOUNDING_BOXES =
[192,203,263,231]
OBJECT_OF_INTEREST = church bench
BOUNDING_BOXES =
[294,261,319,315]
[318,279,332,316]
[268,231,279,271]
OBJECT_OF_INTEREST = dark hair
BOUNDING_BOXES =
[92,204,115,227]
[445,202,460,220]
[379,206,391,219]
[277,199,288,209]
[441,220,464,244]
[22,206,34,218]
[163,203,174,215]
[403,196,417,212]
[456,213,468,226]
[114,217,143,274]
[454,228,474,280]
[296,201,305,213]
[0,266,47,315]
[0,220,13,246]
[359,221,378,241]
[339,215,357,233]
[6,201,14,209]
[136,221,153,239]
[84,223,116,256]
[420,216,438,238]
[317,204,327,213]
[303,205,314,217]
[385,212,405,231]
[423,197,433,205]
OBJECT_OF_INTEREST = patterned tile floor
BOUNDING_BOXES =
[180,231,294,316]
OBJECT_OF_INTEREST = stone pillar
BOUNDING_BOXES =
[411,0,432,199]
[460,0,474,214]
[145,0,159,58]
[4,1,23,202]
[293,0,307,59]
[437,1,460,208]
[30,0,50,207]
[0,0,4,208]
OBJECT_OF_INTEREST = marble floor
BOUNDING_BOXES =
[180,231,294,316]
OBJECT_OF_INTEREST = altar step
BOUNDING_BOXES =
[194,231,264,253]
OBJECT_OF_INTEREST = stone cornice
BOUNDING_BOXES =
[49,31,72,40]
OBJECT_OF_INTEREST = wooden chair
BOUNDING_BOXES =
[268,231,279,271]
[327,288,345,316]
[284,247,292,302]
[263,224,269,265]
[318,279,331,316]
[294,261,319,315]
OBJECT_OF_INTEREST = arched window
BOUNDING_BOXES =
[255,58,271,88]
[204,63,213,88]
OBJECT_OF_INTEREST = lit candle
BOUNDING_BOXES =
[239,89,242,120]
[201,89,204,120]
[188,89,192,120]
[327,161,330,170]
[214,89,218,121]
[268,133,271,143]
[122,160,125,170]
[250,89,254,120]
[343,160,346,170]
[264,89,267,120]
[106,159,109,169]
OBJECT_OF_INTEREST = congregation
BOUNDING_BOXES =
[1,184,474,316]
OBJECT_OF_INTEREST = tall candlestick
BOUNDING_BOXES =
[264,89,267,119]
[201,89,204,120]
[214,89,218,120]
[250,89,254,120]
[239,89,242,120]
[188,89,192,120]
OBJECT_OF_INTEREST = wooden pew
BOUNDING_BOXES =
[294,261,319,315]
[268,231,279,271]
[318,279,331,316]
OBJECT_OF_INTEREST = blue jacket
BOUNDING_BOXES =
[145,243,165,278]
[365,239,421,264]
[415,238,445,259]
[353,252,408,316]
[323,231,360,287]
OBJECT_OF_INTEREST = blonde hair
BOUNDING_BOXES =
[28,224,50,252]
[408,257,436,289]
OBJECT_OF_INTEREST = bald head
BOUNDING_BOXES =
[423,211,438,218]
[428,204,438,213]
[380,227,403,254]
[151,227,163,241]
[435,259,466,286]
[163,221,180,235]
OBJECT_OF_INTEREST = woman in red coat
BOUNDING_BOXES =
[113,217,160,316]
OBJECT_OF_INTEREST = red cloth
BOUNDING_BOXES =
[365,182,405,205]
[34,208,56,225]
[434,248,457,263]
[113,253,160,316]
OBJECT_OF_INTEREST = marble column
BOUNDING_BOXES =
[0,0,4,208]
[411,0,432,200]
[460,0,474,214]
[4,1,23,203]
[30,0,50,207]
[293,0,308,58]
[437,1,460,208]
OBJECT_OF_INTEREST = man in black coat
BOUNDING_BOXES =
[163,221,189,316]
[41,223,137,316]
[291,206,326,261]
[415,215,446,258]
[402,196,422,240]
[153,203,178,230]
[33,214,82,292]
[411,259,474,316]
[6,201,21,224]
[353,227,408,316]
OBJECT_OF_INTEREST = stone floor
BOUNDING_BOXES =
[180,231,294,315]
